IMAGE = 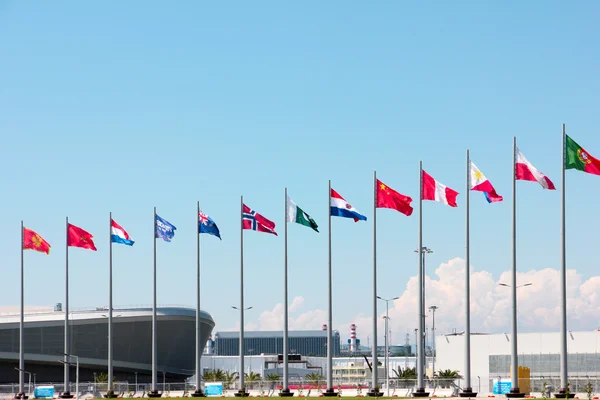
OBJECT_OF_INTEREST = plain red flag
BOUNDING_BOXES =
[376,179,413,216]
[67,223,97,251]
[23,227,51,254]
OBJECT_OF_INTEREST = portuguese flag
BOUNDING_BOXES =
[565,135,600,175]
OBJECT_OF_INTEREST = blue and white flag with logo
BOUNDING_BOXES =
[155,214,176,242]
[198,210,221,240]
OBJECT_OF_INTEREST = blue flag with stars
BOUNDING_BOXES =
[198,210,221,240]
[155,214,176,242]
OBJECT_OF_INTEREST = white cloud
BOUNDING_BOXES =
[224,258,600,345]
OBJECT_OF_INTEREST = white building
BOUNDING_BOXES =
[436,330,600,395]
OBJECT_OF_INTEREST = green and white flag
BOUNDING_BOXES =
[286,196,319,232]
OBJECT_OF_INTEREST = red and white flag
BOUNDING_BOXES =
[422,170,459,207]
[243,204,277,235]
[515,147,556,190]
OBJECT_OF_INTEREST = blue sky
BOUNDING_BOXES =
[1,1,600,343]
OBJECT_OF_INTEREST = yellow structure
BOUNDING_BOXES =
[510,366,531,394]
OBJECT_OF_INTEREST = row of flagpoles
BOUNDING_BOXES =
[17,125,600,397]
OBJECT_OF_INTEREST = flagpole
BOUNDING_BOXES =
[237,195,247,397]
[368,171,379,397]
[150,207,159,397]
[108,212,114,396]
[462,150,474,397]
[193,201,205,397]
[559,123,568,396]
[324,180,336,397]
[282,188,291,396]
[63,216,72,398]
[414,161,428,398]
[19,220,25,399]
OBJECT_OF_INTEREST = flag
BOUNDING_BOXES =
[111,219,134,246]
[376,179,413,216]
[422,170,459,207]
[470,162,503,203]
[243,204,277,235]
[565,135,600,176]
[155,215,176,242]
[330,189,367,222]
[515,147,556,190]
[67,223,97,251]
[199,210,221,239]
[287,196,319,232]
[23,228,51,254]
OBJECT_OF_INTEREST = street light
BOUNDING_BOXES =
[58,354,79,400]
[377,295,399,396]
[14,368,32,398]
[498,283,532,289]
[414,247,433,378]
[232,306,253,311]
[428,305,438,379]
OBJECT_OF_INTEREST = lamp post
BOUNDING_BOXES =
[377,296,399,396]
[414,247,433,380]
[232,305,253,393]
[59,354,79,400]
[428,306,438,380]
[14,368,32,398]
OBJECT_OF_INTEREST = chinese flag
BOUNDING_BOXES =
[376,179,413,216]
[67,223,97,251]
[23,228,51,254]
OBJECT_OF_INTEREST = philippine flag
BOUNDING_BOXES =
[111,219,134,246]
[330,189,367,222]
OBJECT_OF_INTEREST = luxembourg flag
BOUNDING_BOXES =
[330,189,367,222]
[111,219,134,246]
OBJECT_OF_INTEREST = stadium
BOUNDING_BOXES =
[0,305,215,384]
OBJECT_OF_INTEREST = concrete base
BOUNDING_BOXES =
[322,388,339,397]
[14,393,29,400]
[59,393,74,399]
[366,389,383,397]
[103,393,118,398]
[279,389,294,397]
[506,389,526,398]
[234,390,249,397]
[412,388,430,397]
[190,390,206,397]
[554,389,576,399]
[459,388,477,398]
[147,391,163,398]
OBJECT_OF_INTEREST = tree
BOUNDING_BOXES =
[435,369,462,388]
[265,374,280,393]
[393,367,416,388]
[223,371,238,390]
[95,372,109,383]
[304,372,323,390]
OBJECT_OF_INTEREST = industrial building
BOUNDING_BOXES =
[214,330,341,357]
[0,305,215,384]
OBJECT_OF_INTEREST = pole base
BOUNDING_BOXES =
[367,388,384,397]
[554,389,576,399]
[322,388,339,397]
[59,393,74,399]
[279,389,294,397]
[458,388,478,398]
[234,390,249,397]
[412,388,430,398]
[190,389,206,397]
[14,393,29,400]
[506,388,525,398]
[104,394,119,398]
[147,391,163,398]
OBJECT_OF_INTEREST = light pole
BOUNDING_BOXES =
[415,247,433,380]
[14,368,32,397]
[232,305,252,393]
[428,306,438,381]
[377,296,399,396]
[59,354,79,400]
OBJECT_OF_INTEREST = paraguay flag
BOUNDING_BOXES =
[111,219,134,246]
[330,188,367,222]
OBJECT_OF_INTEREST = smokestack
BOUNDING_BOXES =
[350,324,357,352]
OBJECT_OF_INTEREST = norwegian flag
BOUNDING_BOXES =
[243,204,277,236]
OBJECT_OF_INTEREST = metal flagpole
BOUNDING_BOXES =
[559,124,569,396]
[282,188,291,396]
[368,171,379,396]
[237,196,247,397]
[324,180,336,397]
[414,162,428,397]
[108,212,114,395]
[194,201,205,397]
[19,221,25,399]
[63,216,72,398]
[151,207,159,397]
[509,137,523,397]
[462,150,474,397]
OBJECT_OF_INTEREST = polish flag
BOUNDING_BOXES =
[422,170,459,207]
[515,148,556,190]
